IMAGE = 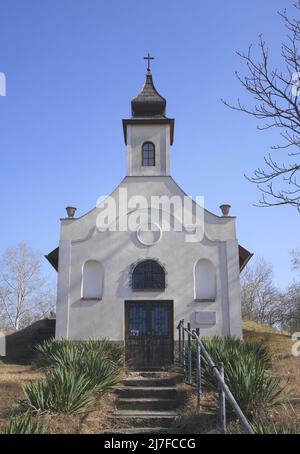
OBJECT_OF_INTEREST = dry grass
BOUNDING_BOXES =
[243,321,293,359]
[242,321,300,432]
[172,382,218,434]
[36,391,118,434]
[0,361,123,434]
[242,320,300,397]
[0,362,45,432]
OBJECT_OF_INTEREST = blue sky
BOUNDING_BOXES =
[0,0,299,288]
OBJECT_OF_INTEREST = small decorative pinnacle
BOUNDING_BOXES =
[220,204,231,216]
[65,206,77,218]
[144,53,154,71]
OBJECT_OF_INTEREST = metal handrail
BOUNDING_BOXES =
[177,320,254,434]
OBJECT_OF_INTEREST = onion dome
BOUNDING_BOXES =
[131,69,167,117]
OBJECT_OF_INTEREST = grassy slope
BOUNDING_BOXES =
[243,321,300,415]
[243,321,294,358]
[245,321,300,431]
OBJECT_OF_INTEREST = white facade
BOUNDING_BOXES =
[56,179,242,340]
[54,70,244,354]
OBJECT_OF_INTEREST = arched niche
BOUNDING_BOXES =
[194,259,216,301]
[82,260,104,300]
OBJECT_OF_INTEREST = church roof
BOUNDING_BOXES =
[131,69,167,118]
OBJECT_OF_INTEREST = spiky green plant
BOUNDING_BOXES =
[185,337,281,419]
[5,412,48,434]
[22,368,95,414]
[74,351,122,392]
[253,419,300,434]
[25,338,124,415]
[22,379,52,413]
[36,338,124,369]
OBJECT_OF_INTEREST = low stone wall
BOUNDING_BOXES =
[5,318,56,363]
[0,332,5,357]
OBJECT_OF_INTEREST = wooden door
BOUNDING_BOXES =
[125,301,173,369]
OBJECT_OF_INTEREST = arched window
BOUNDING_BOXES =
[132,260,165,290]
[82,260,104,299]
[194,259,216,301]
[142,142,155,166]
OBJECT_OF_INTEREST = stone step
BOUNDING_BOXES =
[117,386,177,399]
[117,398,177,411]
[123,377,177,387]
[110,410,177,428]
[130,371,174,378]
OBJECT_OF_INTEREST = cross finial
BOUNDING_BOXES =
[144,53,154,71]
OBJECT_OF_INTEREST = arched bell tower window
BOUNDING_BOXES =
[142,142,155,166]
[132,259,165,290]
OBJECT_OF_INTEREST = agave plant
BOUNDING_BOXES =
[5,412,48,434]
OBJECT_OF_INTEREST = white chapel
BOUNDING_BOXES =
[46,58,252,368]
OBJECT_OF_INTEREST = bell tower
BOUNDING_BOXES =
[122,55,174,177]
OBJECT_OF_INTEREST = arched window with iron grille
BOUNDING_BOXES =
[132,259,165,290]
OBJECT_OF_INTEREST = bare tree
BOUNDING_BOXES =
[283,281,300,332]
[291,248,300,271]
[0,243,55,331]
[241,258,287,326]
[223,2,300,210]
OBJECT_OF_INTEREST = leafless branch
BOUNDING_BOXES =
[222,2,300,210]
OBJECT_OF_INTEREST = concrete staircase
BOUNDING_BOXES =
[108,372,179,434]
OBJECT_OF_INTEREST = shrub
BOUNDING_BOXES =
[5,412,48,434]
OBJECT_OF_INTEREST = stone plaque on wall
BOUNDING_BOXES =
[195,311,216,325]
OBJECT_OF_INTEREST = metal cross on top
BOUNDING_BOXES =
[144,53,154,71]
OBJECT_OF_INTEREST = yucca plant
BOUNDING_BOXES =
[185,337,281,419]
[35,338,82,368]
[78,353,123,392]
[23,368,95,414]
[46,367,95,413]
[29,337,124,415]
[22,380,52,413]
[253,419,300,434]
[81,339,125,366]
[36,338,124,369]
[5,412,48,434]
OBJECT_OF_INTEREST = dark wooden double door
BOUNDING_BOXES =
[125,301,173,369]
